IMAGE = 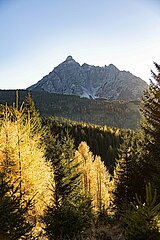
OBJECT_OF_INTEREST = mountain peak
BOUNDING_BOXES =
[108,63,119,71]
[66,55,73,61]
[28,57,148,101]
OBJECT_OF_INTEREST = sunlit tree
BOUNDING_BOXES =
[74,141,112,212]
[0,103,54,237]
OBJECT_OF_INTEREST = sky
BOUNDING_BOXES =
[0,0,160,89]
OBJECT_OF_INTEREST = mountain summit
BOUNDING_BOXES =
[28,56,148,100]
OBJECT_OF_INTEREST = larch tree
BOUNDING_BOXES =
[74,141,94,196]
[0,103,54,237]
[94,155,112,211]
[74,141,112,212]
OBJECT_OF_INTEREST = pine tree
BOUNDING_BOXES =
[23,91,42,133]
[114,63,160,214]
[113,131,145,213]
[0,176,33,240]
[43,132,93,239]
[140,62,160,200]
[44,131,80,206]
[122,183,160,240]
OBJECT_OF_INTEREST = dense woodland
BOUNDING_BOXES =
[1,63,160,239]
[42,116,131,174]
[0,90,140,129]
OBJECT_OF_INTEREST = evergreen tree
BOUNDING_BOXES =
[0,176,33,240]
[114,63,160,214]
[113,131,145,213]
[140,62,160,200]
[122,183,160,240]
[43,132,93,239]
[23,91,42,134]
[44,131,80,206]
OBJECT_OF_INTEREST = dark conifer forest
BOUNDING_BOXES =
[1,63,160,239]
[0,89,140,129]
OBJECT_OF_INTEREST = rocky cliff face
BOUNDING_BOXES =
[28,56,148,100]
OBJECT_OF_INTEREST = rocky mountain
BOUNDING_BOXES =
[28,56,148,100]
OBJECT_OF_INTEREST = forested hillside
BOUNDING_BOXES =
[0,90,140,129]
[43,116,130,173]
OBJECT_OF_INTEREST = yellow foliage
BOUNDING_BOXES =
[74,141,112,212]
[0,105,54,237]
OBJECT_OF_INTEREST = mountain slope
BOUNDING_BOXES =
[28,56,148,100]
[0,90,140,129]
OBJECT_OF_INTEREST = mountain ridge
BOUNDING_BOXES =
[28,56,148,100]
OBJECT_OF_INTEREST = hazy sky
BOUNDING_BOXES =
[0,0,160,89]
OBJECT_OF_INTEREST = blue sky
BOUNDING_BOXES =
[0,0,160,89]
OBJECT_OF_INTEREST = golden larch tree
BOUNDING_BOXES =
[0,104,54,237]
[74,141,112,212]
